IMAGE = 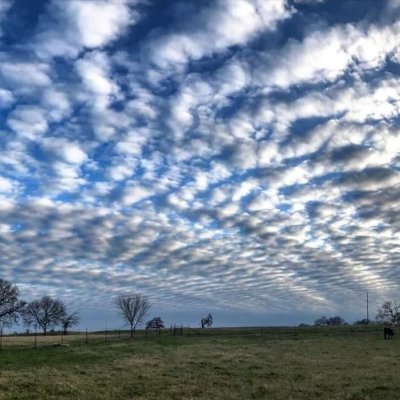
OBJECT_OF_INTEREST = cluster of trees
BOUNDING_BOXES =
[0,279,79,335]
[1,279,215,338]
[5,276,399,334]
[114,294,214,338]
[314,315,347,326]
[312,301,400,327]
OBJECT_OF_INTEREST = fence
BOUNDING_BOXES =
[0,324,386,350]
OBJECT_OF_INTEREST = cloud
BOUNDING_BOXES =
[147,0,291,69]
[1,0,400,326]
[121,184,152,206]
[0,176,14,193]
[0,0,12,37]
[41,138,87,165]
[7,106,48,139]
[76,52,116,96]
[0,61,52,88]
[260,21,400,89]
[34,0,140,59]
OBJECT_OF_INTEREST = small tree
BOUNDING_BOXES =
[146,317,164,330]
[115,294,151,339]
[314,315,346,326]
[201,313,213,328]
[314,316,328,326]
[0,279,25,327]
[60,311,80,335]
[376,301,400,325]
[354,318,370,325]
[327,316,346,326]
[22,296,66,335]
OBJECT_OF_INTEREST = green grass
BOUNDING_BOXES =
[0,326,398,399]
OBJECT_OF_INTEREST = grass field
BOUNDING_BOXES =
[0,326,399,400]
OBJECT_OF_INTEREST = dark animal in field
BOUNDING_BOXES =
[384,327,394,340]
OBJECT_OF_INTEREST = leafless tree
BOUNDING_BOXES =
[0,279,25,327]
[201,313,213,328]
[22,296,66,335]
[115,294,151,338]
[376,301,400,325]
[60,311,80,335]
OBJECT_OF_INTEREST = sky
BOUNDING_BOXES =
[0,0,400,330]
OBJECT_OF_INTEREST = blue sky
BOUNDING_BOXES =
[1,0,400,329]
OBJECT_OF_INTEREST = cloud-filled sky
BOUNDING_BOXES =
[1,0,400,328]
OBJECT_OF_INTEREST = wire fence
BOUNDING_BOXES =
[0,324,387,350]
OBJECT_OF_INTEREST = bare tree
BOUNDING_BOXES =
[201,313,213,328]
[22,296,66,335]
[376,301,400,325]
[0,279,25,327]
[115,294,151,338]
[60,311,80,335]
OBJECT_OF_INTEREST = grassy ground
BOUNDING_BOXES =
[0,326,398,399]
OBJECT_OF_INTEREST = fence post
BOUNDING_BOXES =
[85,328,88,344]
[105,328,107,343]
[34,324,37,348]
[60,329,63,344]
[0,325,3,350]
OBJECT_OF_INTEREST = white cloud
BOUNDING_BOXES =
[67,0,134,48]
[0,88,13,108]
[76,52,116,96]
[35,0,139,58]
[0,61,51,88]
[0,176,13,193]
[42,89,71,122]
[121,185,151,206]
[108,160,137,181]
[230,140,258,169]
[41,138,87,165]
[7,106,48,139]
[148,0,291,69]
[262,21,400,89]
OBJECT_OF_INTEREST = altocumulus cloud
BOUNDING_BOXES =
[0,0,400,328]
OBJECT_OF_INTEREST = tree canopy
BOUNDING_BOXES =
[146,317,164,329]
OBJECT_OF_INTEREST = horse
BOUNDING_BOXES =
[383,327,394,340]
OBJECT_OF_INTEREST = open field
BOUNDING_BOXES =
[0,326,399,399]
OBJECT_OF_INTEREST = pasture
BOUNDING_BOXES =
[0,326,399,399]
